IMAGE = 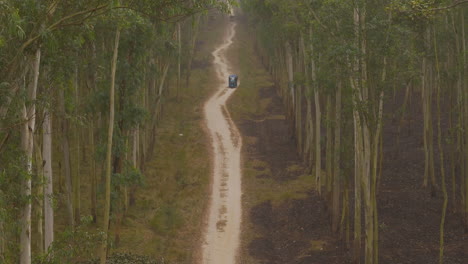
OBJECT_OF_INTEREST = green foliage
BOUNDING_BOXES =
[0,0,236,262]
[112,161,145,189]
[0,116,35,263]
[79,252,165,264]
[242,0,468,261]
[85,85,110,115]
[387,0,437,30]
[33,220,105,264]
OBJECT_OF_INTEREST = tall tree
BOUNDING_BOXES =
[42,107,54,252]
[20,46,41,264]
[99,26,120,264]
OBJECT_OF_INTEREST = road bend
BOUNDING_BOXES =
[201,20,242,264]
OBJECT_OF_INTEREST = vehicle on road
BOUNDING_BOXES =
[228,74,238,88]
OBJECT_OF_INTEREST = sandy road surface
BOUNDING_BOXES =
[201,21,242,264]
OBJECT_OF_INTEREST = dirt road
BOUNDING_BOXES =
[201,21,242,264]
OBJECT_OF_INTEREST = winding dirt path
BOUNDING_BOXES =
[201,21,242,264]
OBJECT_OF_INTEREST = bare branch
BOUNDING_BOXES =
[0,132,10,154]
[7,4,109,78]
[431,0,468,11]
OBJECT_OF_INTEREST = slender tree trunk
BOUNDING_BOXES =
[177,22,181,99]
[314,79,321,194]
[113,153,123,247]
[186,14,201,86]
[371,88,384,264]
[306,98,314,169]
[59,88,74,228]
[296,36,303,155]
[370,17,392,260]
[357,6,378,263]
[129,126,138,207]
[449,82,457,211]
[88,40,98,224]
[156,63,170,119]
[452,9,465,226]
[326,95,333,200]
[396,81,412,154]
[0,220,3,262]
[140,81,147,170]
[34,136,43,254]
[285,41,295,139]
[90,121,97,223]
[363,125,373,264]
[421,32,430,188]
[311,45,321,195]
[422,27,437,194]
[147,63,170,159]
[352,6,363,263]
[352,93,362,264]
[432,28,448,264]
[296,76,303,155]
[100,27,120,264]
[340,168,350,247]
[20,47,41,264]
[461,7,468,232]
[73,67,81,225]
[300,30,313,168]
[43,109,54,251]
[445,18,457,210]
[20,103,32,264]
[332,80,342,234]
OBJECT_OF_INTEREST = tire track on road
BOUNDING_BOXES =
[201,21,242,264]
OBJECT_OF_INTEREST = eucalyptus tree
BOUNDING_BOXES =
[241,0,394,263]
[185,13,202,86]
[92,1,234,263]
[1,1,234,263]
[1,2,108,262]
[99,21,120,264]
[0,2,43,263]
[245,0,468,264]
[42,101,53,253]
[389,2,467,261]
[349,1,390,261]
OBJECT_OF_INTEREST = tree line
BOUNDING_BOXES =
[0,1,232,263]
[240,0,467,263]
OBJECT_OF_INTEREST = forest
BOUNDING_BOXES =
[237,0,467,263]
[1,0,468,264]
[0,1,233,263]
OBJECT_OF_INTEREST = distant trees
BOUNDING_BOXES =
[0,0,232,263]
[241,0,467,263]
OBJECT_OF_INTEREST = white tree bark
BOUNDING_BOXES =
[33,137,43,253]
[151,62,170,131]
[43,109,54,251]
[20,104,32,264]
[20,48,41,264]
[158,63,170,98]
[100,27,120,264]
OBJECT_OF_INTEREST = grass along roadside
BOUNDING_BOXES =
[49,12,230,263]
[113,13,231,263]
